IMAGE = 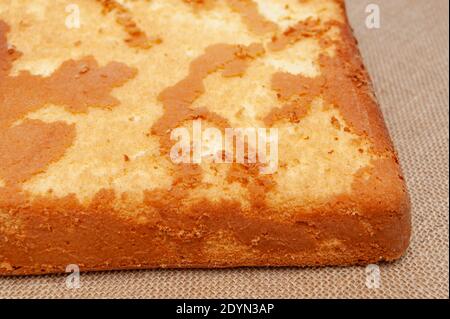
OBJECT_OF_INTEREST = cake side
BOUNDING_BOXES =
[0,0,410,275]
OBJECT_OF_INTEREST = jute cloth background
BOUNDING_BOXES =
[0,0,448,299]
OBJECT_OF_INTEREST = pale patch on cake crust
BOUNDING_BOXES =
[254,0,342,29]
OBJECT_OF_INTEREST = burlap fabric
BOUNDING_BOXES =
[0,0,448,299]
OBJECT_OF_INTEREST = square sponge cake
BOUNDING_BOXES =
[0,0,410,275]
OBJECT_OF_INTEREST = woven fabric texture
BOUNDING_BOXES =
[0,0,448,299]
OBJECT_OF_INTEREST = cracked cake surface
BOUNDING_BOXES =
[0,0,410,275]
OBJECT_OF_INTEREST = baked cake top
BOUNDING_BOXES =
[0,0,407,222]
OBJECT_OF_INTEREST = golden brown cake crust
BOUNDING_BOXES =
[0,0,410,275]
